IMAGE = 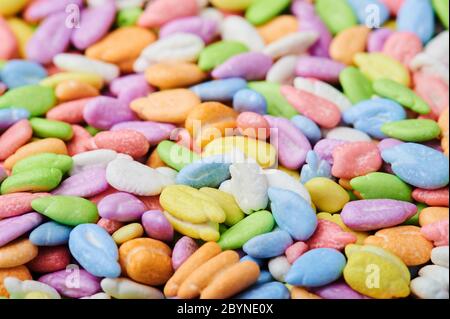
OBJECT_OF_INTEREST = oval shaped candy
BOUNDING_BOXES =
[160,185,225,224]
[339,67,374,104]
[332,142,382,179]
[0,108,30,131]
[380,119,441,142]
[0,239,38,268]
[191,78,247,102]
[237,282,290,299]
[141,210,174,242]
[119,238,173,286]
[218,210,275,250]
[100,278,164,299]
[98,192,146,222]
[0,212,43,247]
[203,136,276,169]
[198,41,248,72]
[281,85,341,129]
[69,224,121,278]
[159,16,218,44]
[157,141,200,171]
[12,153,73,175]
[381,143,449,189]
[373,78,431,114]
[172,236,199,271]
[350,172,412,202]
[264,115,311,169]
[268,188,317,241]
[31,195,99,226]
[397,0,435,43]
[364,226,433,266]
[341,199,418,231]
[285,248,346,287]
[134,32,203,73]
[0,60,47,89]
[212,52,272,81]
[344,244,410,299]
[305,177,350,213]
[106,157,164,196]
[29,221,72,246]
[243,229,293,259]
[245,0,291,26]
[343,98,406,139]
[354,53,410,87]
[52,167,108,198]
[38,269,101,298]
[221,15,265,52]
[0,85,56,117]
[0,167,62,195]
[315,0,357,35]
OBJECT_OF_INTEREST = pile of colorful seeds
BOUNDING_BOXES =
[0,0,449,300]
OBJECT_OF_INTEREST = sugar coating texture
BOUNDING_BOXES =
[0,0,449,301]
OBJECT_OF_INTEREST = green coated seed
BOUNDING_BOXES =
[218,210,275,250]
[245,0,291,26]
[0,168,62,194]
[248,81,298,118]
[116,7,143,27]
[403,203,427,226]
[315,0,357,35]
[31,195,99,226]
[350,172,412,202]
[199,187,245,226]
[0,85,56,117]
[30,118,74,141]
[373,79,431,115]
[157,141,201,171]
[85,125,101,136]
[381,119,441,142]
[198,41,249,71]
[339,67,374,103]
[219,224,228,234]
[347,189,358,201]
[432,0,449,29]
[12,153,73,175]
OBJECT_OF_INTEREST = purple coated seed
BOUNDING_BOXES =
[341,199,418,231]
[0,212,43,247]
[52,167,109,197]
[24,0,84,22]
[142,210,174,242]
[111,121,176,145]
[109,74,154,104]
[26,12,73,64]
[295,56,345,83]
[39,269,101,298]
[71,0,116,50]
[264,115,312,170]
[293,1,332,57]
[98,192,147,222]
[312,281,371,299]
[172,236,199,270]
[83,96,137,130]
[212,52,273,81]
[159,16,218,43]
[367,28,394,52]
